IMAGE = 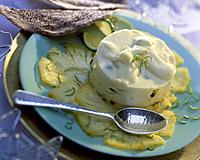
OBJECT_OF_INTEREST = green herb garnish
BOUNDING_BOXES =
[74,74,82,86]
[178,120,187,124]
[191,116,200,120]
[179,96,190,105]
[65,87,76,96]
[188,104,200,110]
[171,102,179,108]
[64,67,89,73]
[183,115,190,119]
[48,51,61,55]
[191,94,200,102]
[65,121,73,130]
[139,55,152,73]
[132,54,143,62]
[105,18,115,32]
[188,86,193,94]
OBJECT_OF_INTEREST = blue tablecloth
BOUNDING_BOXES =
[0,0,55,146]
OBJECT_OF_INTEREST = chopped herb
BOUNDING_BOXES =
[48,51,61,55]
[37,83,43,89]
[139,55,152,73]
[58,75,63,83]
[191,116,200,120]
[188,104,200,110]
[105,18,115,32]
[132,54,143,62]
[74,74,82,86]
[65,87,76,96]
[188,87,193,94]
[171,102,179,108]
[176,115,183,121]
[67,48,75,62]
[65,121,73,130]
[64,67,89,73]
[181,97,190,105]
[144,56,152,68]
[152,101,160,106]
[178,120,187,124]
[191,94,200,102]
[183,115,190,119]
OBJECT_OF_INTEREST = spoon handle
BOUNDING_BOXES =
[12,90,113,119]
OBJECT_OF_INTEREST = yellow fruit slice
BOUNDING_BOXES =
[158,110,176,137]
[38,57,62,87]
[173,50,184,66]
[171,67,191,93]
[104,131,165,151]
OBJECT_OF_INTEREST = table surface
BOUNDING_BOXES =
[1,0,200,159]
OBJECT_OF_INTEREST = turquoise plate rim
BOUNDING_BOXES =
[19,10,200,157]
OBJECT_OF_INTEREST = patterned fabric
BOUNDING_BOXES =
[128,0,200,34]
[0,109,63,160]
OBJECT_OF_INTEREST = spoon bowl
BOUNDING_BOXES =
[114,108,167,134]
[12,90,167,135]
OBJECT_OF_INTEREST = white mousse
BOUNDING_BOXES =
[90,29,176,107]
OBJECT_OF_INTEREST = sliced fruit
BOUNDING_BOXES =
[74,83,122,136]
[83,16,133,51]
[171,67,191,93]
[173,50,184,66]
[38,57,62,87]
[158,110,176,137]
[47,44,93,84]
[83,20,112,51]
[104,131,165,151]
[47,47,69,69]
[95,20,112,36]
[145,92,177,113]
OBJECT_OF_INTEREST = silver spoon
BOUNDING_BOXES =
[12,90,167,135]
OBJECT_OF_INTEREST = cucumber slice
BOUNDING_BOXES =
[83,17,133,51]
[95,21,112,35]
[74,83,120,136]
[83,20,112,51]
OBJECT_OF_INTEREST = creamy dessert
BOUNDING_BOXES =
[90,29,176,107]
